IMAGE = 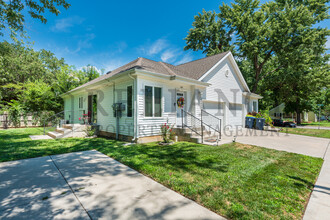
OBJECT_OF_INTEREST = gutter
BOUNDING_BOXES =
[243,92,263,99]
[135,69,210,87]
[60,69,136,98]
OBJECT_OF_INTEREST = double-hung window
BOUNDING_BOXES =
[252,101,257,112]
[79,97,83,109]
[127,86,133,117]
[145,86,162,117]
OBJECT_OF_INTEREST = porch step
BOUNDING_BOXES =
[62,124,86,132]
[48,130,86,139]
[47,131,66,139]
[55,127,72,134]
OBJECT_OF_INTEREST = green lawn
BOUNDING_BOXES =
[0,128,323,219]
[280,127,330,139]
[301,121,330,127]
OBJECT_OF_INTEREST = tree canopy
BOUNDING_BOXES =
[0,0,70,39]
[0,41,101,113]
[184,0,330,123]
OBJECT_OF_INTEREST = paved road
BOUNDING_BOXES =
[297,126,330,130]
[0,150,223,220]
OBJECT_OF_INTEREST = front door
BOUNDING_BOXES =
[176,92,185,126]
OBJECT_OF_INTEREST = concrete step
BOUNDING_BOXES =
[48,131,75,139]
[55,127,72,134]
[47,131,64,139]
[63,124,86,132]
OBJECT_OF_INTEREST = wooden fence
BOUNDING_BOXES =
[0,114,41,128]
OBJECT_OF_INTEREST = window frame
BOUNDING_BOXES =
[78,97,83,109]
[144,85,163,118]
[127,86,133,117]
[252,101,257,112]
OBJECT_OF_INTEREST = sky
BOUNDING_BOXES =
[2,0,330,72]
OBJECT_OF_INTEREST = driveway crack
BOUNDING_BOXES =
[49,155,93,220]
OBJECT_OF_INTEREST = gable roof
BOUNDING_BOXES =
[63,51,240,94]
[175,51,230,79]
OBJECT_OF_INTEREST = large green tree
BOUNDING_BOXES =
[0,0,70,38]
[0,41,101,113]
[184,0,329,93]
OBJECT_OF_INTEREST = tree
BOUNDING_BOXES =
[184,9,235,56]
[184,0,330,93]
[20,80,60,112]
[0,0,70,39]
[275,48,329,124]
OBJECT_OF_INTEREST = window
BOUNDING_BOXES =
[79,97,83,109]
[145,86,153,117]
[127,86,133,117]
[154,87,162,117]
[144,86,162,117]
[252,101,257,112]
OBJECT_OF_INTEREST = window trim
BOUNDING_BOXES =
[144,85,163,118]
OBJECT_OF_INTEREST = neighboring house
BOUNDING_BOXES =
[269,103,317,122]
[61,51,262,142]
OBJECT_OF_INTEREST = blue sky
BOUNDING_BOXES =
[4,0,330,72]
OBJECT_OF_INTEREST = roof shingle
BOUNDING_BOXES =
[65,51,230,94]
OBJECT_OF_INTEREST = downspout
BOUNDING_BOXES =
[128,72,137,142]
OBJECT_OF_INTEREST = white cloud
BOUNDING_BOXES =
[174,53,193,65]
[103,59,129,72]
[51,16,85,32]
[79,65,102,74]
[138,38,168,56]
[161,49,178,62]
[64,33,95,54]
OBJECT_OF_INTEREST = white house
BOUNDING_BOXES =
[61,51,262,142]
[269,103,317,122]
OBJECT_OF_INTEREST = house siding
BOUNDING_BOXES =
[200,57,246,128]
[136,75,195,137]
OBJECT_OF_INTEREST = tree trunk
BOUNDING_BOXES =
[252,68,261,93]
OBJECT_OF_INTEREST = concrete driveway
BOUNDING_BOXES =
[220,128,329,158]
[0,150,223,220]
[220,128,330,220]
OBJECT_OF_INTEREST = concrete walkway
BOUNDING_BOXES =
[218,128,330,220]
[0,150,223,220]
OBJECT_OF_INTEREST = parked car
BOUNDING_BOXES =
[272,119,297,128]
[272,119,284,127]
[283,121,297,128]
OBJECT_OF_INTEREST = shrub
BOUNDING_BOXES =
[160,120,175,143]
[7,100,23,127]
[84,125,96,137]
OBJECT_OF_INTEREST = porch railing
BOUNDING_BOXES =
[201,109,222,140]
[181,108,204,142]
[181,109,222,143]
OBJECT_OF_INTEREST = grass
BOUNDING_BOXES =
[0,128,323,219]
[279,127,330,139]
[301,121,330,127]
